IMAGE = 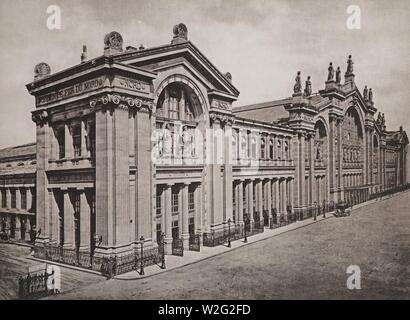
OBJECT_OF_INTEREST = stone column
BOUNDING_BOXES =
[267,179,272,223]
[309,134,315,207]
[25,217,31,241]
[14,215,21,240]
[81,120,88,158]
[64,123,73,159]
[195,184,203,240]
[80,190,91,251]
[247,180,254,226]
[63,189,74,248]
[27,188,33,212]
[49,189,59,243]
[238,180,244,223]
[289,178,294,212]
[181,183,190,249]
[164,184,173,253]
[5,189,10,208]
[224,125,233,222]
[329,115,337,202]
[370,130,374,192]
[337,119,343,200]
[282,178,288,221]
[257,179,263,221]
[274,179,280,223]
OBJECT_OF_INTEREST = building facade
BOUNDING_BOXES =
[0,24,408,270]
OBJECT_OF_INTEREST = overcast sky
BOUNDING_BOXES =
[0,0,409,148]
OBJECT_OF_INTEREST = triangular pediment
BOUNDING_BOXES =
[114,41,239,99]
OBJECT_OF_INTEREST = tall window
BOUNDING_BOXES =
[232,184,236,220]
[21,188,27,209]
[240,135,247,159]
[171,186,179,214]
[156,223,162,243]
[188,187,195,213]
[172,220,179,239]
[269,139,274,159]
[1,189,7,207]
[232,132,238,160]
[252,183,256,212]
[277,140,282,160]
[261,138,265,159]
[156,187,162,216]
[10,189,16,208]
[57,127,65,159]
[72,125,81,157]
[251,137,257,159]
[284,141,289,160]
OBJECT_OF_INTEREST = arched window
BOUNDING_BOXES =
[284,141,289,160]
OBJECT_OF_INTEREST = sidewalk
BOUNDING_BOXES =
[114,212,333,281]
[115,189,410,281]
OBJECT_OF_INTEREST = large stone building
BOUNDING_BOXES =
[0,24,408,271]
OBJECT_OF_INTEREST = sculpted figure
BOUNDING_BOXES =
[327,62,334,81]
[347,55,354,74]
[368,88,373,102]
[363,86,368,100]
[304,76,312,96]
[336,67,341,84]
[293,71,302,94]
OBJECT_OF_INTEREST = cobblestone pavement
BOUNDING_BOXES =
[51,191,410,300]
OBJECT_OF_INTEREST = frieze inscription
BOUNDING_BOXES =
[36,77,106,106]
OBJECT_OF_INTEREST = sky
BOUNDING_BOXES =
[0,0,409,148]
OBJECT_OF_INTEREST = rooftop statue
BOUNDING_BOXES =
[347,54,354,74]
[336,66,341,84]
[363,85,368,100]
[293,71,302,94]
[172,23,188,44]
[304,76,312,96]
[327,62,334,81]
[34,62,51,80]
[369,88,373,102]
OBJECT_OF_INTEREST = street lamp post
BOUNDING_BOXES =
[160,232,166,269]
[244,215,248,243]
[227,219,231,248]
[314,201,317,221]
[139,236,145,275]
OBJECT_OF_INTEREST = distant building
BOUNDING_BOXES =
[0,24,408,272]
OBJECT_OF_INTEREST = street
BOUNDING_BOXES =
[50,190,410,300]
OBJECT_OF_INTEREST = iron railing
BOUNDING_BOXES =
[18,270,58,300]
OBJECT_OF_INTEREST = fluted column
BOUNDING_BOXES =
[257,179,263,221]
[337,119,343,200]
[274,179,280,223]
[14,215,21,240]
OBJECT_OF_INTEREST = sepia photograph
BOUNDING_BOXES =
[0,0,409,310]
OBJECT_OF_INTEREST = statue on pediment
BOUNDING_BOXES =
[363,86,368,101]
[369,88,373,102]
[304,76,312,96]
[336,66,341,84]
[346,55,354,74]
[327,62,334,81]
[172,23,188,43]
[293,71,302,94]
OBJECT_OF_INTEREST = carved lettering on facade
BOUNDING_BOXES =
[36,77,105,106]
[116,77,148,92]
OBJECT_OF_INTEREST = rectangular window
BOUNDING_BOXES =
[156,223,162,243]
[172,187,179,214]
[74,192,80,215]
[172,220,179,239]
[11,189,16,208]
[73,125,81,158]
[189,217,195,235]
[57,127,65,159]
[21,189,27,209]
[1,189,6,208]
[156,187,162,216]
[188,188,195,213]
